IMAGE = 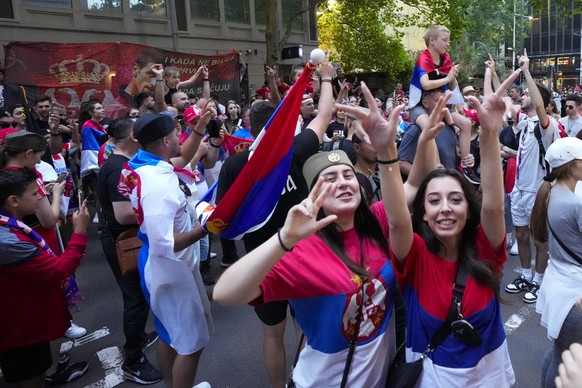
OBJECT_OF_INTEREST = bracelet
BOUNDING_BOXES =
[193,129,204,137]
[277,228,293,252]
[321,79,332,84]
[203,78,209,81]
[49,132,61,137]
[376,156,400,165]
[156,78,163,81]
[209,142,221,148]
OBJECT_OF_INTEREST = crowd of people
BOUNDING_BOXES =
[2,24,582,388]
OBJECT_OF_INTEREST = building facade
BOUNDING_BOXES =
[0,0,318,101]
[524,1,581,92]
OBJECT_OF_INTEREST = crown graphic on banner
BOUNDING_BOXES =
[49,54,110,84]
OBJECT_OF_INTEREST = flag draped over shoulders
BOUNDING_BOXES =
[80,120,107,178]
[198,62,318,240]
[409,50,462,107]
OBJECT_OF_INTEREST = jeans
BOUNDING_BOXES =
[100,226,150,364]
[541,305,582,387]
[199,235,209,263]
[220,236,238,260]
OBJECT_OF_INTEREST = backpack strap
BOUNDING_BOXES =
[533,122,551,172]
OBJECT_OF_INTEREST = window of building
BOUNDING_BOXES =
[130,0,166,16]
[191,0,219,21]
[0,1,14,18]
[308,0,318,41]
[176,0,188,30]
[255,0,266,26]
[86,0,121,12]
[225,0,250,24]
[282,0,304,31]
[24,0,71,7]
[533,59,545,72]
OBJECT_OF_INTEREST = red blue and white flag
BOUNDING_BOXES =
[80,119,107,178]
[409,50,463,107]
[197,62,317,239]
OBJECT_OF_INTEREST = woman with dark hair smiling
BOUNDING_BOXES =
[213,84,439,386]
[371,66,520,386]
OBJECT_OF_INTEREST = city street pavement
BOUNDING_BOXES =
[7,226,552,388]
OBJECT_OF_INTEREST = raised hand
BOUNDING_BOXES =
[466,69,521,134]
[316,51,334,80]
[151,64,164,78]
[420,92,451,142]
[265,66,277,81]
[485,53,495,71]
[201,65,209,79]
[279,176,337,247]
[447,64,460,82]
[340,81,398,152]
[518,49,530,73]
[72,199,90,234]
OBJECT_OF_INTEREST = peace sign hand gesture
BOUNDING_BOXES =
[339,82,399,156]
[466,69,521,134]
[279,176,337,248]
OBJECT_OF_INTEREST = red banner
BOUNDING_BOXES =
[4,42,240,119]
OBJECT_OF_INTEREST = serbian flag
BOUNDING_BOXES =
[80,119,107,178]
[221,133,254,155]
[198,61,318,239]
[409,50,463,107]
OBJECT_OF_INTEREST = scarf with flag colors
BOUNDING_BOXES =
[409,49,463,107]
[197,61,318,239]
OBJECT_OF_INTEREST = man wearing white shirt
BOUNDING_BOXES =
[559,94,582,137]
[504,50,561,304]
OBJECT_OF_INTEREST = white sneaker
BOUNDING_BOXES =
[65,322,87,339]
[509,240,519,255]
[209,252,217,259]
[193,382,211,388]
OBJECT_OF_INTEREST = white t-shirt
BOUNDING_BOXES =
[537,187,582,339]
[559,116,582,137]
[515,112,561,192]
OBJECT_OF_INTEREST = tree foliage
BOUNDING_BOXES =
[316,0,476,86]
[449,0,518,86]
[317,0,412,85]
[316,0,529,89]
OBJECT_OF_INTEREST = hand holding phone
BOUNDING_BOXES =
[206,119,221,138]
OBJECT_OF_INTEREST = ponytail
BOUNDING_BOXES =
[530,180,552,243]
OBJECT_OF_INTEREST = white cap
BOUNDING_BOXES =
[545,137,582,169]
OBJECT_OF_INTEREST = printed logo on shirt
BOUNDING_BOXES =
[281,175,298,195]
[341,278,387,341]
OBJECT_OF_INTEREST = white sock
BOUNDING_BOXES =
[532,272,544,285]
[521,267,533,282]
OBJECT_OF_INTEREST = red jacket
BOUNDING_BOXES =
[0,231,87,351]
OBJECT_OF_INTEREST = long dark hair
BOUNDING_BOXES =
[411,169,501,290]
[316,185,389,279]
